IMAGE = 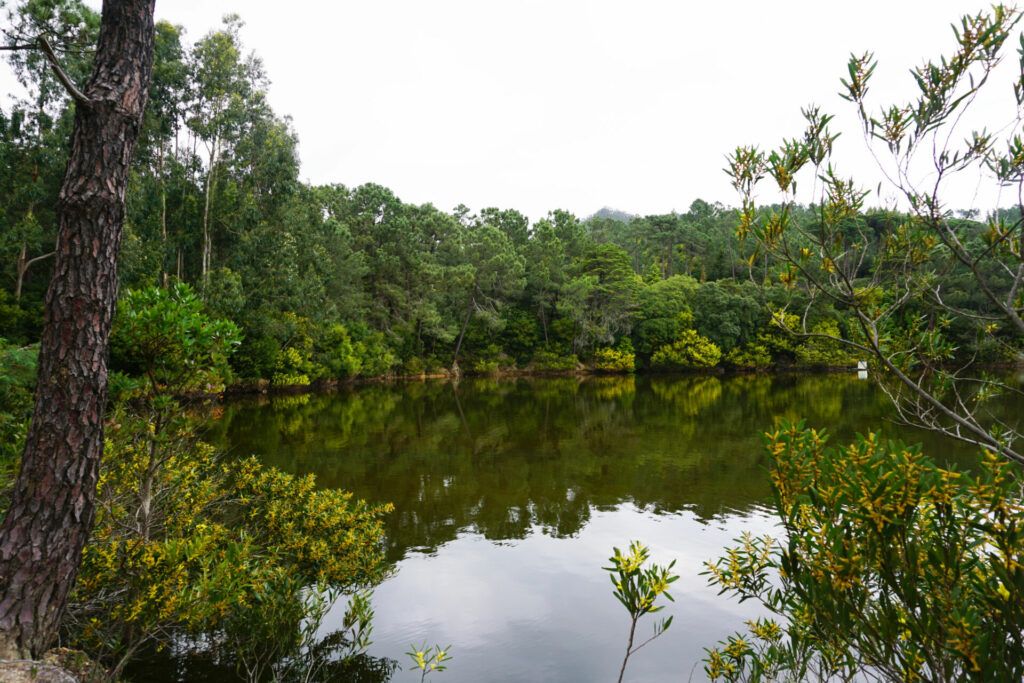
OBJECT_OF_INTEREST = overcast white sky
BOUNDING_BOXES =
[1,1,1016,219]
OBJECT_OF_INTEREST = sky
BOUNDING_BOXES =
[1,0,1016,220]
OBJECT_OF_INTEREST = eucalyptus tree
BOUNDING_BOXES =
[726,5,1024,461]
[129,19,188,286]
[187,14,264,283]
[0,0,157,656]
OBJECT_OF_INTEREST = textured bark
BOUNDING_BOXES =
[0,0,156,658]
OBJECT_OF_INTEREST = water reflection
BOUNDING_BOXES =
[206,374,988,565]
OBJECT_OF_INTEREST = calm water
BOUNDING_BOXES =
[145,373,1020,682]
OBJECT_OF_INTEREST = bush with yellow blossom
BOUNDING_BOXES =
[703,421,1024,682]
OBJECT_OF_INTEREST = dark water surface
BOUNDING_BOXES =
[151,373,1021,681]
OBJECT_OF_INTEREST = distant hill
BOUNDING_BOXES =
[587,207,637,223]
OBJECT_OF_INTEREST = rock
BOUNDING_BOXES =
[0,649,105,683]
[0,660,77,683]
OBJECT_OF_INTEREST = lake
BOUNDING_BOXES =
[140,372,1014,682]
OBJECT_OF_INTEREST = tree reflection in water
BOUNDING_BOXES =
[205,374,993,563]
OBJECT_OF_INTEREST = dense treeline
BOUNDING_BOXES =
[1,8,1016,386]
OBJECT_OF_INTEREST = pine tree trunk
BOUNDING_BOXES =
[0,0,156,658]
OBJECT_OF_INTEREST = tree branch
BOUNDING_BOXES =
[23,251,55,270]
[36,36,92,107]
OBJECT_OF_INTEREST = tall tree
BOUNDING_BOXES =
[0,0,156,657]
[444,222,525,367]
[187,14,263,283]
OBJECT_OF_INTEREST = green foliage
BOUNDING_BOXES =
[651,329,722,369]
[71,417,392,676]
[111,283,241,394]
[273,345,314,386]
[499,307,541,366]
[70,280,392,677]
[605,541,678,683]
[793,320,856,367]
[559,244,642,353]
[704,422,1024,682]
[633,276,697,358]
[724,342,772,370]
[0,339,36,497]
[530,348,579,372]
[471,358,501,375]
[593,346,635,373]
[692,281,765,353]
[316,323,363,379]
[353,329,399,378]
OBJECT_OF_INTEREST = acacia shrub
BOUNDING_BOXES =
[66,283,393,677]
[704,422,1024,682]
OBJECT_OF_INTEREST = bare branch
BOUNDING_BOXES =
[23,251,55,270]
[36,36,91,107]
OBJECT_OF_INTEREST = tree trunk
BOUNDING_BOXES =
[159,141,168,287]
[452,296,475,369]
[0,0,156,658]
[201,137,218,283]
[14,243,27,302]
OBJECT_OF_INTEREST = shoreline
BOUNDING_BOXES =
[210,363,875,402]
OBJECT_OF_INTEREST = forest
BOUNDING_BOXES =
[3,10,1016,388]
[0,1,1023,682]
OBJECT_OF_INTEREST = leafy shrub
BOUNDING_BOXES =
[593,347,635,373]
[403,356,426,376]
[273,346,313,386]
[651,329,721,369]
[72,417,392,676]
[471,358,501,374]
[794,320,856,367]
[724,341,772,369]
[111,284,241,394]
[692,281,765,353]
[353,330,399,378]
[68,285,392,677]
[318,324,363,379]
[530,348,579,371]
[704,422,1024,682]
[233,335,280,381]
[0,290,38,344]
[499,307,541,366]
